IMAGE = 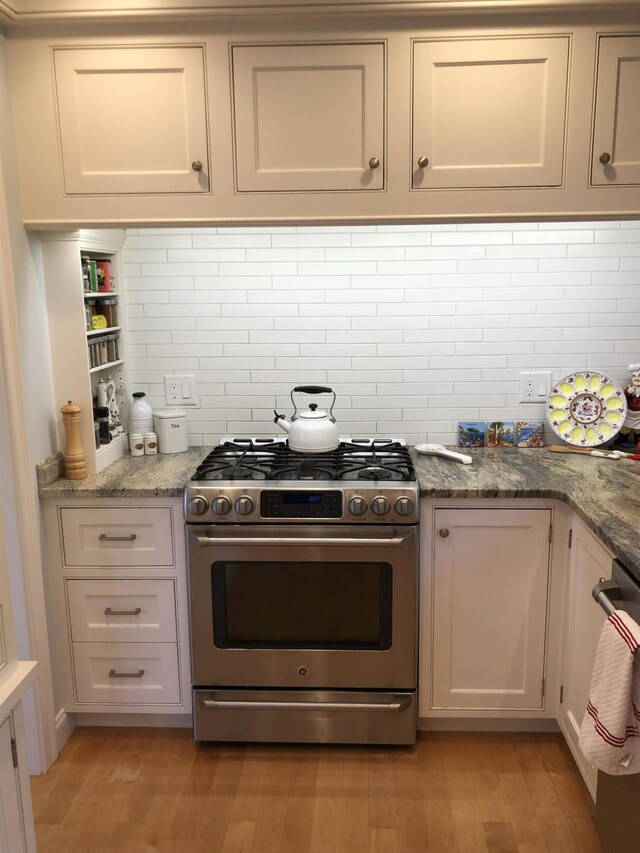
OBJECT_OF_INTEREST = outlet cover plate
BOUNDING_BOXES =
[519,371,552,403]
[164,374,199,407]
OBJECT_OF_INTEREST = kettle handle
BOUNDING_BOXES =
[290,386,336,422]
[293,385,332,395]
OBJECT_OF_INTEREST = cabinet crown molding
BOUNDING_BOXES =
[3,0,640,26]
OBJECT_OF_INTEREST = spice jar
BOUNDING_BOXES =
[101,298,118,328]
[144,432,158,455]
[96,406,111,445]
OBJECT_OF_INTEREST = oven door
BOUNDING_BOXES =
[187,524,417,690]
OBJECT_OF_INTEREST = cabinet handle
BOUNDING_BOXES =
[191,160,203,172]
[599,152,611,165]
[417,155,429,168]
[98,533,137,542]
[438,528,450,538]
[108,669,145,678]
[368,157,380,170]
[104,607,142,617]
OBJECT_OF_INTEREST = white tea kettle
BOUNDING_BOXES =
[274,386,340,453]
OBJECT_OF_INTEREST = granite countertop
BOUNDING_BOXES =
[38,444,640,577]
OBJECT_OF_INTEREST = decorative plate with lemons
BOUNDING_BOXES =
[547,371,627,446]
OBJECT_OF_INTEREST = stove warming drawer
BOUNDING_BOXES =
[193,689,417,745]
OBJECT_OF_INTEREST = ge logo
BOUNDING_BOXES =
[297,666,309,677]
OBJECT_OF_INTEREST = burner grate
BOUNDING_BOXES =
[191,438,416,482]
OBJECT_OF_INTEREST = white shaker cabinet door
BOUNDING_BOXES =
[53,46,210,195]
[231,42,385,192]
[412,37,569,189]
[558,517,611,801]
[432,508,551,711]
[591,36,640,186]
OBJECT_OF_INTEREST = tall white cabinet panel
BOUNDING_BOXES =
[591,36,640,186]
[53,46,210,195]
[412,37,569,189]
[231,43,385,192]
[0,718,27,853]
[431,508,551,711]
[558,517,611,801]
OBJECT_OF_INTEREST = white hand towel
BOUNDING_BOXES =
[579,609,640,775]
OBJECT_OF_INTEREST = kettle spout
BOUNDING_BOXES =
[274,411,291,433]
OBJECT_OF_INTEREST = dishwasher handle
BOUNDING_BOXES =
[592,578,622,617]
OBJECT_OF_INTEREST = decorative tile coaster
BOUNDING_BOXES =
[516,421,545,448]
[458,421,486,447]
[487,421,515,447]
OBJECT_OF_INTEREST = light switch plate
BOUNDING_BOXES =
[519,371,552,403]
[164,374,199,407]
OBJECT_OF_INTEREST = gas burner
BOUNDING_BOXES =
[358,467,393,480]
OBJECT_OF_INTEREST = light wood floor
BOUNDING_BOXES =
[31,728,602,853]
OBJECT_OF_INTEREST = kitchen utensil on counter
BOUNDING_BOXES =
[60,400,87,479]
[274,385,340,453]
[547,444,625,459]
[415,443,473,464]
[547,371,627,447]
[153,410,189,454]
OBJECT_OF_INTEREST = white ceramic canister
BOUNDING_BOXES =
[153,409,189,454]
[129,433,144,457]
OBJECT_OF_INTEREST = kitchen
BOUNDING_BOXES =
[1,1,640,851]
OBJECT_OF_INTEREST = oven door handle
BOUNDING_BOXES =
[200,695,412,712]
[194,530,415,548]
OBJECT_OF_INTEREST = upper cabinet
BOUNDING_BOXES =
[412,37,569,189]
[52,46,210,195]
[7,17,640,225]
[231,42,385,192]
[591,35,640,186]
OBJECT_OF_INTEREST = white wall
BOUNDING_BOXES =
[122,221,640,445]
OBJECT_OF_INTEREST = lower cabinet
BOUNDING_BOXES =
[557,516,611,801]
[430,507,552,711]
[42,498,191,717]
[0,716,28,853]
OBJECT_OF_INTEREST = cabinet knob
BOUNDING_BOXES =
[439,528,450,538]
[599,152,611,165]
[417,155,429,169]
[368,157,380,170]
[191,160,203,172]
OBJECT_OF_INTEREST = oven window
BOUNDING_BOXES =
[212,561,392,650]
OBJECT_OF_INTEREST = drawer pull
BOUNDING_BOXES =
[104,607,142,617]
[99,533,137,542]
[108,668,145,679]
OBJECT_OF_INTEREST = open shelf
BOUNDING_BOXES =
[83,291,119,299]
[89,358,124,375]
[87,326,121,337]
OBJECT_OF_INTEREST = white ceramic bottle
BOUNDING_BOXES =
[129,391,153,436]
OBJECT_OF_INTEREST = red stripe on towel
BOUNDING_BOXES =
[609,612,640,654]
[586,701,640,747]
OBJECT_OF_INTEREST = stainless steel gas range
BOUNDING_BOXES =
[184,437,419,745]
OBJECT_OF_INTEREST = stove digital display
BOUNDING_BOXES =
[261,490,342,519]
[282,493,322,505]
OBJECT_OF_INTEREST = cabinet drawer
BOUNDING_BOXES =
[60,507,174,567]
[67,579,177,643]
[72,642,180,705]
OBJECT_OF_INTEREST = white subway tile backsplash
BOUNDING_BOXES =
[122,222,639,445]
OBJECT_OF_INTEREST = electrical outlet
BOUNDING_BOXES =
[164,374,199,407]
[520,371,552,403]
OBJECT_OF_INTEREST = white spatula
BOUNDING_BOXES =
[415,443,473,464]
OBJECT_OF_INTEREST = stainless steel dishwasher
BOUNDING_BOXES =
[592,559,640,853]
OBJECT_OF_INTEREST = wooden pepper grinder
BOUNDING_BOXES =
[60,401,87,480]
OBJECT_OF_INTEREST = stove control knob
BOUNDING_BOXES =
[395,497,414,516]
[188,495,208,516]
[235,496,254,516]
[348,496,368,516]
[212,496,231,516]
[372,496,391,516]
